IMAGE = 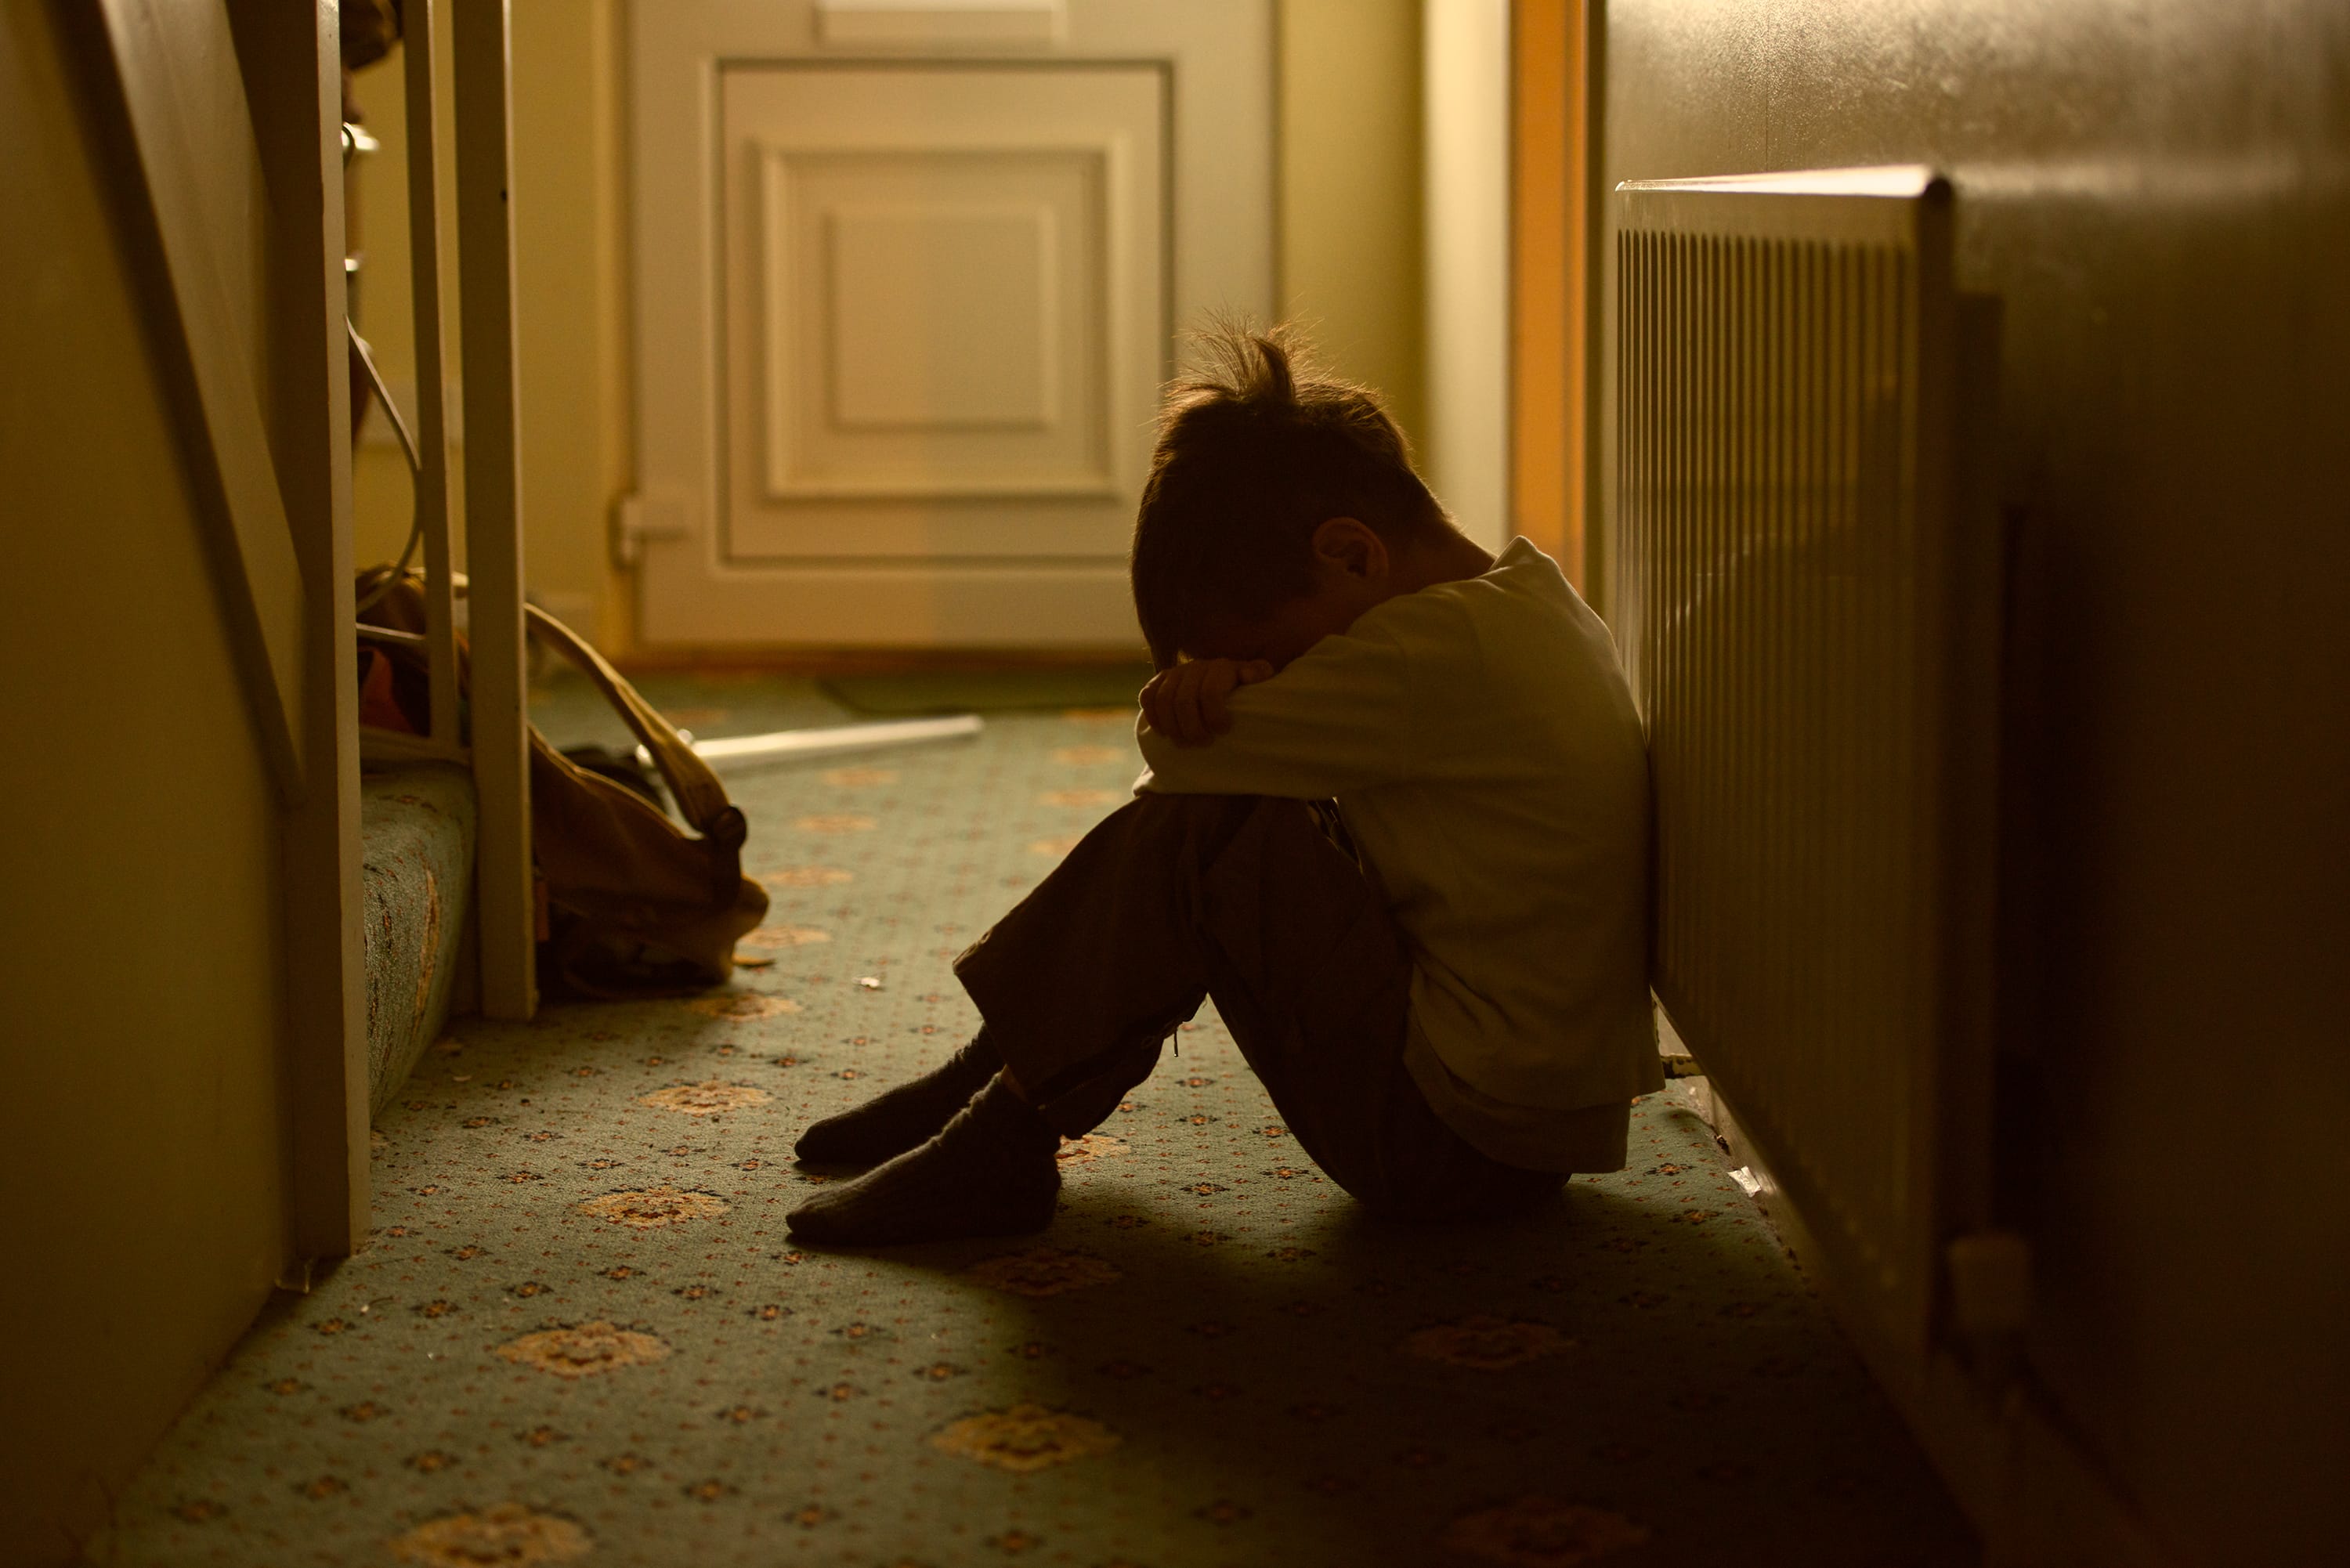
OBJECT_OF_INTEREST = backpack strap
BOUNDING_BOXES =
[522,603,738,841]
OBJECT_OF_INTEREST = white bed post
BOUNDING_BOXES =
[454,0,537,1020]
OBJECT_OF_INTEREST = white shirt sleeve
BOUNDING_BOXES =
[1133,625,1419,799]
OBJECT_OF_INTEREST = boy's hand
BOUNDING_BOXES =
[1140,658,1274,747]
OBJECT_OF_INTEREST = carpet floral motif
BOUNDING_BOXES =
[740,923,831,947]
[759,865,852,887]
[964,1245,1124,1297]
[1441,1497,1652,1566]
[576,1185,728,1228]
[388,1503,593,1565]
[495,1321,669,1379]
[635,1080,772,1116]
[685,992,798,1021]
[931,1403,1123,1472]
[1039,787,1122,807]
[1405,1315,1573,1370]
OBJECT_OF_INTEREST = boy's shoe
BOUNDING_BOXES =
[786,1075,1060,1246]
[794,1034,1004,1165]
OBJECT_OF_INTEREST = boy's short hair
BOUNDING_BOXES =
[1130,324,1448,667]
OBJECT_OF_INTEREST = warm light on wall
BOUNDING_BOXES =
[1509,0,1585,587]
[1424,0,1513,554]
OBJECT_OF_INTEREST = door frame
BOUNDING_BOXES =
[627,0,1275,651]
[1507,0,1589,594]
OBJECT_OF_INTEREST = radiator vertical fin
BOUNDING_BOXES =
[1614,168,1987,1352]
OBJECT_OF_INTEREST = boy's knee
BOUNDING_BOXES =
[1129,789,1268,827]
[1126,789,1289,867]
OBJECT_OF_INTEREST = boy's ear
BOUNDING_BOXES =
[1311,516,1387,580]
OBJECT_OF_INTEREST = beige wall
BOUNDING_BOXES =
[355,1,1426,656]
[1421,0,1509,549]
[1600,1,2350,1560]
[1280,0,1428,453]
[0,4,296,1556]
[349,0,631,646]
[345,2,457,578]
[510,0,634,647]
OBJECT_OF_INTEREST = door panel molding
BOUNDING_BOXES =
[630,0,1274,648]
[735,65,1155,521]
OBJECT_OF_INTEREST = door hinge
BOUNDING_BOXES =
[611,492,693,569]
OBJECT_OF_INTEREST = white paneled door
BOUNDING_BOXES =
[630,2,1275,649]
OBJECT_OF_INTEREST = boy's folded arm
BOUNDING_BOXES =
[1133,634,1416,799]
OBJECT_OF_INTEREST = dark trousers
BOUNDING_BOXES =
[954,793,1564,1221]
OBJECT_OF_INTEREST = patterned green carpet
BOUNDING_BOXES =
[359,763,475,1118]
[112,679,1974,1567]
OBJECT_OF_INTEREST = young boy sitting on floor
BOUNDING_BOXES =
[786,327,1658,1246]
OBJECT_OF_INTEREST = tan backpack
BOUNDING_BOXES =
[357,569,768,997]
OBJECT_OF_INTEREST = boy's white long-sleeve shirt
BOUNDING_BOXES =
[1135,538,1660,1151]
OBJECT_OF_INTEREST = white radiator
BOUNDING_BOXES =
[1613,167,2000,1352]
